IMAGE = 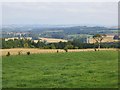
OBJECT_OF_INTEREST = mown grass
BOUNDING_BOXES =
[2,51,118,88]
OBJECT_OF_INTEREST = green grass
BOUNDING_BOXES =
[2,51,118,88]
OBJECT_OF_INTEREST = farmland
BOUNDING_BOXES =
[2,50,118,88]
[0,48,117,56]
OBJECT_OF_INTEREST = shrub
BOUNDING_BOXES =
[94,48,96,51]
[6,52,10,56]
[57,50,59,53]
[74,46,79,49]
[18,52,20,55]
[27,52,30,55]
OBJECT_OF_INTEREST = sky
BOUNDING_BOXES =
[1,2,118,26]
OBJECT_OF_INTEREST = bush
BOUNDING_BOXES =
[94,48,96,51]
[57,50,59,53]
[6,52,10,56]
[18,51,22,55]
[27,52,30,55]
[74,46,79,49]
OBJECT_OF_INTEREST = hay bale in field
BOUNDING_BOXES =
[27,51,30,55]
[6,52,10,56]
[18,51,22,55]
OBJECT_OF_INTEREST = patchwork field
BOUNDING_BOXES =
[2,51,118,88]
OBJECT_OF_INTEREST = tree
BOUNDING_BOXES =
[36,41,45,48]
[93,34,106,51]
[57,41,66,49]
[50,44,56,49]
[24,43,29,48]
[64,47,68,52]
[65,45,74,49]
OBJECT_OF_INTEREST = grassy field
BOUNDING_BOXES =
[2,51,118,88]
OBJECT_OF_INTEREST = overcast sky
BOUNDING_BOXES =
[2,2,118,26]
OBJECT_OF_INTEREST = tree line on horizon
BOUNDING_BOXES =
[1,38,120,49]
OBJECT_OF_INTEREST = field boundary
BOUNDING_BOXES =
[0,48,118,56]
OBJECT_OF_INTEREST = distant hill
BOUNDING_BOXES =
[30,26,113,35]
[2,25,117,35]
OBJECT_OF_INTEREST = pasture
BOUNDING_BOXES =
[2,51,118,88]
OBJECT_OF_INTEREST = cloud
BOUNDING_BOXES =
[1,2,118,26]
[65,8,80,13]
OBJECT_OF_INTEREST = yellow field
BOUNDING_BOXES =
[0,48,118,56]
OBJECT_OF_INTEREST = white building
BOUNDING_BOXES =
[5,37,19,41]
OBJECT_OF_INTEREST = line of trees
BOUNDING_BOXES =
[1,38,120,49]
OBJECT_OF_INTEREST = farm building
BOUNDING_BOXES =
[5,37,32,41]
[33,40,39,43]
